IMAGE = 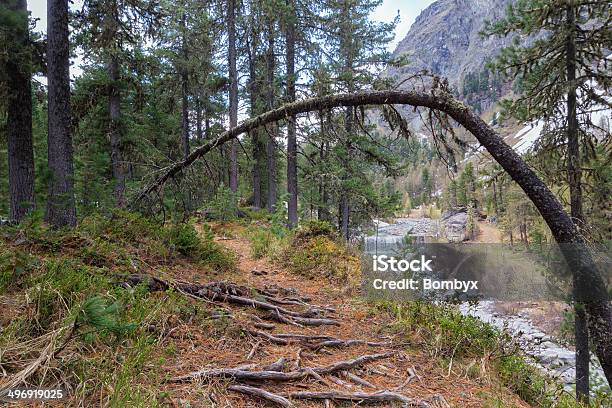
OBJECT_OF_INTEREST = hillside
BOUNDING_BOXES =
[388,0,513,90]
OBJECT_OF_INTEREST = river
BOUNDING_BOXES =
[363,218,609,395]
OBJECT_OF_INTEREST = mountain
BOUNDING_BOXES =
[388,0,514,89]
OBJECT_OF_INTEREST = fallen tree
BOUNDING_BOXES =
[130,88,611,385]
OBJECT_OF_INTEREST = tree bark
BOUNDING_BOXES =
[227,0,238,193]
[266,16,277,213]
[108,54,126,208]
[565,4,589,402]
[46,0,76,227]
[285,0,298,228]
[246,30,261,209]
[5,0,35,222]
[180,12,190,160]
[195,95,203,141]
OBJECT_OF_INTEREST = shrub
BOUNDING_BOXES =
[294,219,335,240]
[168,222,235,271]
[282,234,360,285]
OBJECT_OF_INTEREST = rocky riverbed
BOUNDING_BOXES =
[460,301,609,394]
[363,218,610,396]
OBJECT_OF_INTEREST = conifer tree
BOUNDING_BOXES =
[0,0,35,221]
[485,0,611,400]
[46,0,76,227]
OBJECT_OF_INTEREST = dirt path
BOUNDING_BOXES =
[474,221,502,243]
[163,229,528,407]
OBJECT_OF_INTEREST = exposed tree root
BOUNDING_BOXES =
[284,390,430,406]
[121,274,340,327]
[341,371,376,388]
[228,385,294,407]
[170,352,394,383]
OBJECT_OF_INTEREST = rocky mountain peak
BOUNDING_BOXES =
[389,0,513,88]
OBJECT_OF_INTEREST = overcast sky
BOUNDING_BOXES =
[28,0,435,50]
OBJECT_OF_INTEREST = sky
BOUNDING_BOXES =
[27,0,436,50]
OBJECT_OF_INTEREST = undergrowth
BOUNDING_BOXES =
[244,218,361,285]
[372,301,610,407]
[0,210,236,406]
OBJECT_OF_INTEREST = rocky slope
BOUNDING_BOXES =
[387,0,514,89]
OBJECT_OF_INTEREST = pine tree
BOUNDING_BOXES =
[227,0,239,193]
[0,0,35,221]
[485,0,611,400]
[318,0,396,239]
[46,0,76,227]
[73,0,160,208]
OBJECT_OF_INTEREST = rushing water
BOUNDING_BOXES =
[363,218,438,254]
[363,218,610,395]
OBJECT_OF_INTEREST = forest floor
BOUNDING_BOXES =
[2,214,573,407]
[161,224,530,407]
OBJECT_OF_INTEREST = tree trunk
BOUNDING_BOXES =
[130,91,612,388]
[492,179,498,216]
[181,12,190,159]
[228,0,238,193]
[195,95,203,141]
[5,0,35,222]
[266,17,277,213]
[108,55,126,208]
[246,20,263,210]
[285,0,298,228]
[566,4,589,402]
[46,0,76,227]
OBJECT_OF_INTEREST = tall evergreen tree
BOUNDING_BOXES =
[319,0,396,239]
[486,0,611,400]
[1,0,35,221]
[46,0,76,227]
[285,0,298,228]
[227,0,239,193]
[74,0,160,207]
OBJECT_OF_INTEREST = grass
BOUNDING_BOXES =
[243,218,362,286]
[372,301,611,407]
[0,210,236,406]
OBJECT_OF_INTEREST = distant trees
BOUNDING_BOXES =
[1,0,35,222]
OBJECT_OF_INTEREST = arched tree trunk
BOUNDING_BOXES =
[130,89,611,385]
